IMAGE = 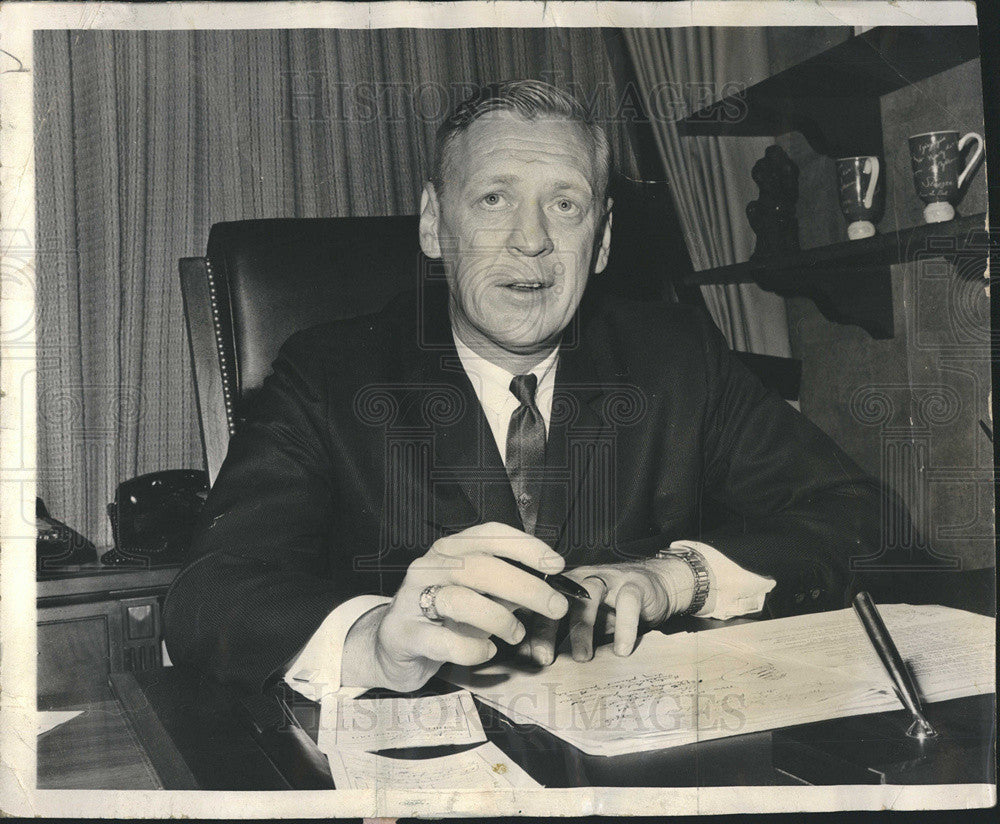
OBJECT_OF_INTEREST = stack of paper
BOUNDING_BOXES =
[442,604,995,756]
[315,690,541,789]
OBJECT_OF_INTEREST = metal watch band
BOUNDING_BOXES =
[656,546,711,615]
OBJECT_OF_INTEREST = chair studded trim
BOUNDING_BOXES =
[204,257,238,437]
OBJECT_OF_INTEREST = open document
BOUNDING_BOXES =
[443,604,995,756]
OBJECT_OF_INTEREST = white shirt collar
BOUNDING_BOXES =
[452,331,559,405]
[452,329,560,456]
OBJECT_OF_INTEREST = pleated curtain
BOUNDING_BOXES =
[622,27,792,357]
[34,28,638,546]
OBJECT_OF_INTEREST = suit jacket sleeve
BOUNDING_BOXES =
[163,329,355,692]
[690,310,889,616]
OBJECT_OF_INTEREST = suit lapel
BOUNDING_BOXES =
[425,352,524,535]
[536,317,620,561]
[400,286,523,539]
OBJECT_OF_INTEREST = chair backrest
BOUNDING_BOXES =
[180,216,423,481]
[214,215,423,403]
[179,173,725,481]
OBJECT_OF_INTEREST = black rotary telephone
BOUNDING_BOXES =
[102,469,209,567]
[36,498,98,571]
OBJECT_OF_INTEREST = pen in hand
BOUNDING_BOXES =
[852,591,937,740]
[424,519,590,602]
[503,557,591,601]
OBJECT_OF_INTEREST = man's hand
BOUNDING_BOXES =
[518,557,695,665]
[340,522,569,692]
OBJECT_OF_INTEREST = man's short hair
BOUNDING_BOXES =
[431,79,612,202]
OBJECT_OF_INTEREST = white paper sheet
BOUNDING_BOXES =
[325,741,541,790]
[317,690,486,753]
[704,603,997,703]
[37,710,83,736]
[442,604,995,756]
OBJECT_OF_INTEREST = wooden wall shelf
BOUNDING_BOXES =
[683,214,989,339]
[678,26,980,157]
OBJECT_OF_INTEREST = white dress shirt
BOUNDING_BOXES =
[285,332,774,700]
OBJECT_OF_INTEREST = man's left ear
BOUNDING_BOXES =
[593,197,613,274]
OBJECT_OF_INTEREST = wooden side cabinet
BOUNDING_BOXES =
[37,565,180,707]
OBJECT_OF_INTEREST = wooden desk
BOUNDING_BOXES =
[38,563,180,707]
[36,562,181,789]
[37,685,161,790]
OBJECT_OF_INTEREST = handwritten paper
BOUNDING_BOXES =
[705,603,996,703]
[325,741,540,790]
[317,690,486,753]
[442,604,995,756]
[447,633,896,755]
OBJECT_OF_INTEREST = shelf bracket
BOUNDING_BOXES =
[757,264,894,339]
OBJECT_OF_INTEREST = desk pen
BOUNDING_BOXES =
[852,591,937,740]
[502,558,591,601]
[424,520,590,601]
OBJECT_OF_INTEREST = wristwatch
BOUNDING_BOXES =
[655,546,711,615]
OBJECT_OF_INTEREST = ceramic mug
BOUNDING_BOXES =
[836,155,883,240]
[909,130,984,223]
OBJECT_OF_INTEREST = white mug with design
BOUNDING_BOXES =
[908,130,984,223]
[836,155,883,240]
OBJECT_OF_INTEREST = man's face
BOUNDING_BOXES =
[420,111,612,358]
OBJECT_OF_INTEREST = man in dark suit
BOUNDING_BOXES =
[163,80,883,698]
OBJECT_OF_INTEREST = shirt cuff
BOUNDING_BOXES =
[283,594,391,702]
[669,540,775,620]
